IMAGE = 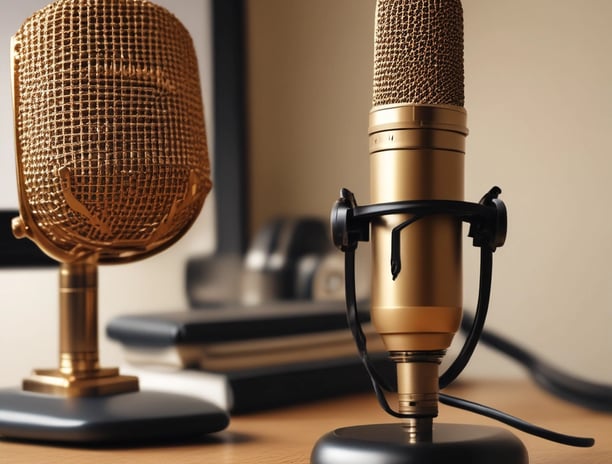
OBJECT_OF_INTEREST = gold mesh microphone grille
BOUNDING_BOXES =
[12,0,211,263]
[372,0,464,107]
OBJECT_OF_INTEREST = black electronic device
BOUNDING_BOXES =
[107,300,368,348]
[0,211,55,267]
[187,216,335,307]
[107,301,392,413]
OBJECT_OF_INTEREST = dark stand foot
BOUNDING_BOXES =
[311,423,528,464]
[0,387,229,444]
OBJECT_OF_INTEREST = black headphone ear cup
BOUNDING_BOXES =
[309,253,344,301]
[293,254,323,300]
[186,253,244,307]
[241,217,333,304]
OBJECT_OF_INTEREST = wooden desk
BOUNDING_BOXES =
[0,379,609,463]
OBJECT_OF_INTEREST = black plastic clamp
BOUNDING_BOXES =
[330,186,507,256]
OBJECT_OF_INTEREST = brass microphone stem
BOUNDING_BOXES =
[392,351,443,442]
[59,259,100,376]
[22,256,139,396]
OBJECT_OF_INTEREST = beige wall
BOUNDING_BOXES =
[247,0,373,235]
[247,0,612,381]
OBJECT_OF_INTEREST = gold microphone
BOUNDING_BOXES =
[11,0,211,397]
[0,0,227,443]
[369,0,466,437]
[313,1,528,462]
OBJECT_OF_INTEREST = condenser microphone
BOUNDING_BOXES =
[315,1,595,461]
[0,0,228,443]
[368,0,466,437]
[312,1,529,462]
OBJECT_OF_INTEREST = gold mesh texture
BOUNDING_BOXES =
[13,0,211,262]
[372,0,464,107]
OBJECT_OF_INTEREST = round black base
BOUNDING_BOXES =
[0,387,229,444]
[311,423,528,464]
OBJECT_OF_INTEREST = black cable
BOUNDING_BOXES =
[439,247,492,389]
[439,393,594,447]
[461,313,612,412]
[342,226,595,447]
[344,249,402,417]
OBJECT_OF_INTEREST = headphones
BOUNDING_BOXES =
[187,216,357,307]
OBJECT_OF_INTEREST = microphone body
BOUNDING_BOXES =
[369,0,466,436]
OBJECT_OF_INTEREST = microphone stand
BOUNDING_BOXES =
[312,186,528,464]
[0,255,229,443]
[313,186,593,462]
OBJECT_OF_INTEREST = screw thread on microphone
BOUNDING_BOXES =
[392,351,443,441]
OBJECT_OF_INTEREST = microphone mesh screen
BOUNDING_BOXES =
[373,0,464,107]
[13,0,211,260]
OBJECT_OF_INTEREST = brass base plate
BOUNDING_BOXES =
[23,367,139,397]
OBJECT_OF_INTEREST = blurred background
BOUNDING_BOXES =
[1,0,611,387]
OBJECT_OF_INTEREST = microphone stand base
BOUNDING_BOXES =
[311,423,528,464]
[0,387,229,444]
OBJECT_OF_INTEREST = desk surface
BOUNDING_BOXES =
[0,379,609,463]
